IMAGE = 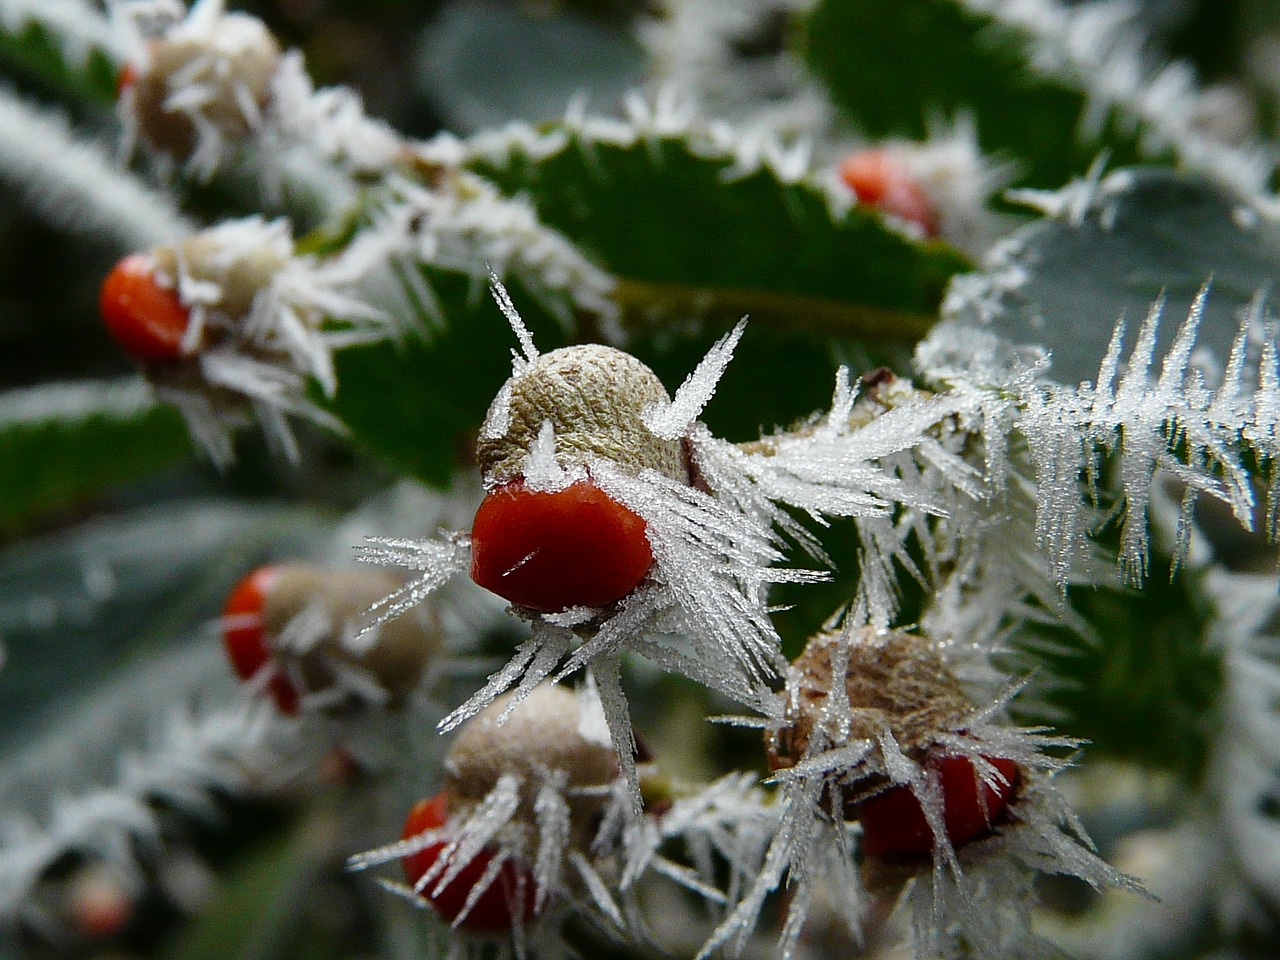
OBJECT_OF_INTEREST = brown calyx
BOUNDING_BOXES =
[131,23,280,159]
[262,564,440,707]
[476,345,688,486]
[444,685,620,848]
[766,628,972,785]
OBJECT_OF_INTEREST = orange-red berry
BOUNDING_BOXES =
[401,791,537,933]
[99,253,190,364]
[839,149,938,237]
[470,479,654,612]
[221,564,299,714]
[858,754,1020,858]
[116,62,138,97]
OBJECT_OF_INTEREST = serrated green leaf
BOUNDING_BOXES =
[327,271,572,487]
[0,377,192,532]
[465,121,970,341]
[800,0,1230,189]
[946,167,1280,386]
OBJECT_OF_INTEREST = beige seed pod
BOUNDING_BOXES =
[130,15,281,161]
[262,565,440,708]
[767,628,971,786]
[149,231,289,335]
[444,685,619,845]
[476,345,688,486]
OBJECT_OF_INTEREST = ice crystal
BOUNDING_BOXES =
[141,215,390,465]
[700,627,1139,960]
[918,285,1280,590]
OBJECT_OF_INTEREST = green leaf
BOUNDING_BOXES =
[328,272,573,487]
[945,167,1280,386]
[0,11,121,106]
[464,119,970,342]
[0,377,192,532]
[800,0,1261,190]
[1010,543,1222,779]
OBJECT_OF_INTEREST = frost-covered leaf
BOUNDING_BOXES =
[0,498,326,753]
[802,0,1272,192]
[329,272,574,486]
[459,110,970,340]
[417,1,643,132]
[0,378,190,533]
[944,167,1280,386]
[0,0,124,105]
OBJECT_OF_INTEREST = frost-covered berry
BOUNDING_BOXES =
[768,629,972,790]
[221,563,439,713]
[470,344,688,611]
[444,685,619,844]
[400,791,537,933]
[477,344,687,486]
[99,253,190,363]
[839,148,939,237]
[859,754,1020,857]
[470,479,653,612]
[124,14,280,166]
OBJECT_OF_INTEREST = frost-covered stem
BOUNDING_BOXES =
[0,88,191,247]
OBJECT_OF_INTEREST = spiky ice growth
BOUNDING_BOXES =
[113,0,403,186]
[922,281,1280,589]
[130,216,389,465]
[701,624,1140,960]
[348,683,708,949]
[358,282,967,809]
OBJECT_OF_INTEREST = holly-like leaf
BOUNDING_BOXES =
[801,0,1271,192]
[0,377,191,532]
[329,271,574,487]
[463,115,970,342]
[944,167,1280,385]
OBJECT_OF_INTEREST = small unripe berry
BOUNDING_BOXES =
[859,755,1021,857]
[222,563,439,713]
[401,791,537,933]
[839,149,939,237]
[99,253,190,363]
[470,479,653,612]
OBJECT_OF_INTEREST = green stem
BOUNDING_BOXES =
[613,278,937,342]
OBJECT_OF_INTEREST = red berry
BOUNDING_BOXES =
[839,149,938,237]
[401,791,537,933]
[858,755,1020,858]
[470,478,654,612]
[222,565,299,715]
[99,253,190,363]
[116,62,137,97]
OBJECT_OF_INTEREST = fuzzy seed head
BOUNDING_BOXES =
[129,16,280,160]
[768,628,972,780]
[445,685,618,844]
[263,565,440,706]
[477,345,687,486]
[224,564,440,712]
